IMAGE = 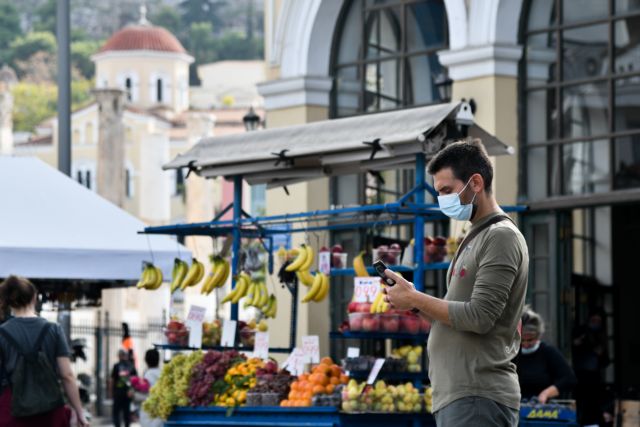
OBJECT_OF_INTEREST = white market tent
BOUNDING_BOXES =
[0,157,189,283]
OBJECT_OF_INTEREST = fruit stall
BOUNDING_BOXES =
[140,102,525,426]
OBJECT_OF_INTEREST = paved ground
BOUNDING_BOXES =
[92,416,141,426]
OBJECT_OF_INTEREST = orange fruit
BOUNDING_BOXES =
[326,384,335,394]
[299,373,309,382]
[318,374,330,386]
[320,356,333,365]
[330,365,342,377]
[312,384,325,394]
[302,398,312,407]
[315,364,331,375]
[330,376,340,385]
[280,400,288,407]
[302,390,313,400]
[339,374,349,384]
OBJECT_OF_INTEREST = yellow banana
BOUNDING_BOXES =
[257,282,269,308]
[370,289,384,313]
[202,256,222,294]
[264,294,277,318]
[299,245,315,271]
[379,300,389,313]
[353,251,369,277]
[146,266,164,290]
[221,274,244,303]
[192,260,205,285]
[296,269,314,287]
[180,259,203,290]
[243,281,258,308]
[213,259,230,289]
[312,273,329,302]
[302,271,324,303]
[170,259,188,293]
[136,265,150,289]
[231,276,249,304]
[285,245,308,272]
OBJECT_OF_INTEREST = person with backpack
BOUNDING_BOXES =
[111,349,137,427]
[383,139,529,427]
[0,275,89,427]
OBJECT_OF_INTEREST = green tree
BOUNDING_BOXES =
[151,6,184,39]
[71,39,101,79]
[0,0,21,61]
[188,21,218,83]
[33,0,56,35]
[12,79,94,133]
[216,31,263,60]
[180,0,227,31]
[10,31,57,62]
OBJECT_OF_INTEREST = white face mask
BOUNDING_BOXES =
[521,341,541,355]
[437,178,477,221]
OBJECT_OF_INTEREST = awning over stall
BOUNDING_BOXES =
[0,157,189,282]
[165,101,513,187]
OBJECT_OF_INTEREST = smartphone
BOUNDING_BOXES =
[373,260,396,286]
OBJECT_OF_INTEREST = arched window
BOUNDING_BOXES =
[522,0,640,199]
[125,77,133,101]
[156,78,163,103]
[331,0,447,118]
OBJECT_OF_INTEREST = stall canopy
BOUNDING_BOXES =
[0,157,189,282]
[165,101,513,186]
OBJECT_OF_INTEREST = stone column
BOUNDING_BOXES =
[94,88,126,207]
[0,66,17,155]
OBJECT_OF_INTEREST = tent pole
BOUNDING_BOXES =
[231,175,243,321]
[414,154,425,292]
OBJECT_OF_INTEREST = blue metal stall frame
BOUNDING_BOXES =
[143,152,525,354]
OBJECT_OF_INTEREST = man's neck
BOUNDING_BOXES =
[470,196,501,225]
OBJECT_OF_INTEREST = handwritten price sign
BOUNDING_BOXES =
[353,277,380,303]
[186,305,206,323]
[302,335,320,363]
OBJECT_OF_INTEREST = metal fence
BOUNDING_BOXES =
[43,310,165,416]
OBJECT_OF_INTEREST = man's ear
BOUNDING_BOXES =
[470,173,485,193]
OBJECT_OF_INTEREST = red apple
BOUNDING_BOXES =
[400,315,420,334]
[381,315,400,332]
[357,303,372,313]
[332,253,344,268]
[331,244,343,253]
[362,315,380,332]
[433,236,447,246]
[424,237,433,245]
[349,315,363,331]
[419,317,431,333]
[320,246,329,252]
[347,301,360,313]
[426,244,439,256]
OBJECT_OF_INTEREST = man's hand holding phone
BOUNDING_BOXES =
[373,260,420,312]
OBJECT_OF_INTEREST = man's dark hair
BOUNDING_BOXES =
[427,138,493,192]
[145,348,160,368]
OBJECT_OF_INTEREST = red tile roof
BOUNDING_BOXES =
[100,25,187,54]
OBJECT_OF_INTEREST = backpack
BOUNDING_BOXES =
[0,322,65,417]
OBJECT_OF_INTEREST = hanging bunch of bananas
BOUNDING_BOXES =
[136,262,163,290]
[170,258,188,293]
[296,269,315,287]
[221,271,251,304]
[353,251,369,277]
[243,279,278,318]
[179,258,205,291]
[285,244,314,272]
[201,255,230,295]
[301,271,329,303]
[370,285,390,313]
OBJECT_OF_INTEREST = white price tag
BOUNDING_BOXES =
[318,251,331,275]
[353,277,380,303]
[302,335,320,363]
[366,358,386,385]
[347,347,360,358]
[186,305,206,323]
[221,320,237,347]
[253,332,269,359]
[283,347,306,376]
[186,305,206,348]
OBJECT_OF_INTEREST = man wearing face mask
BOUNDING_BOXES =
[384,139,529,427]
[514,307,576,403]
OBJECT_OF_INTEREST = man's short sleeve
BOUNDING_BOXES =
[54,323,71,358]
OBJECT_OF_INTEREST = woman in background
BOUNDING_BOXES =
[514,307,577,403]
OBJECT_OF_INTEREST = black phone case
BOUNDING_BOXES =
[373,260,396,286]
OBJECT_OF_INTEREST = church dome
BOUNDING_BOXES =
[99,24,187,54]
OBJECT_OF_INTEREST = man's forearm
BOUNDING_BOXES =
[413,291,451,326]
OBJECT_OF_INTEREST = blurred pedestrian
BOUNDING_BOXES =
[138,349,162,427]
[0,275,88,427]
[111,349,137,427]
[572,309,609,426]
[514,307,576,403]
